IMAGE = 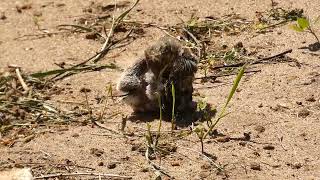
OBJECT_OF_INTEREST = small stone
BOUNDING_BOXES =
[216,136,230,143]
[292,162,302,169]
[263,145,275,150]
[121,156,130,161]
[306,96,316,102]
[254,125,265,133]
[131,144,140,151]
[234,42,243,49]
[0,12,6,20]
[56,3,66,7]
[200,163,211,170]
[171,161,180,166]
[253,151,260,157]
[250,163,261,171]
[107,162,117,169]
[71,133,79,137]
[25,47,33,51]
[83,7,93,13]
[298,109,310,118]
[80,88,91,93]
[126,131,135,137]
[16,4,32,13]
[222,44,228,49]
[243,132,251,141]
[288,162,302,169]
[90,148,104,157]
[85,32,99,40]
[98,162,104,166]
[140,167,149,172]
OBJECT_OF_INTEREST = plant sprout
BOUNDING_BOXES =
[291,17,320,43]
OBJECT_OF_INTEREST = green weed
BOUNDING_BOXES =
[290,17,320,43]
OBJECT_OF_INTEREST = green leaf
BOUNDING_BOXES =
[297,18,310,30]
[204,65,245,138]
[254,23,268,30]
[107,83,113,97]
[145,123,153,146]
[114,0,140,27]
[223,65,245,109]
[289,24,304,32]
[171,82,176,130]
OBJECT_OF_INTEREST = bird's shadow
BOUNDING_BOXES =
[127,102,217,128]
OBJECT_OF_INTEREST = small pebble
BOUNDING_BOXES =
[140,167,148,172]
[291,162,302,169]
[200,163,211,170]
[263,145,275,150]
[306,96,316,102]
[85,32,99,40]
[107,162,117,169]
[171,161,180,166]
[250,163,261,171]
[90,148,104,157]
[56,3,66,7]
[71,133,79,137]
[216,136,230,143]
[0,12,6,20]
[298,108,310,118]
[254,125,265,133]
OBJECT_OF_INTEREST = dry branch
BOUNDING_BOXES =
[34,172,132,179]
[15,68,29,92]
[212,49,293,70]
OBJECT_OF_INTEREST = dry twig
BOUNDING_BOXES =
[34,172,132,179]
[15,68,29,92]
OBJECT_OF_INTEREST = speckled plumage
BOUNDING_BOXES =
[116,36,197,116]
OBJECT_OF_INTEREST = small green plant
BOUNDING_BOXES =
[196,98,216,126]
[145,123,153,148]
[32,16,41,30]
[145,93,163,153]
[144,94,168,179]
[223,48,237,63]
[254,8,304,31]
[98,83,113,121]
[204,65,245,138]
[291,17,320,43]
[185,14,200,33]
[193,124,206,153]
[156,93,163,145]
[193,65,245,153]
[171,82,176,131]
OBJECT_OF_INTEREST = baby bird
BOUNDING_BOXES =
[116,36,197,117]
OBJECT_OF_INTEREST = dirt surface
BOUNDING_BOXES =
[1,0,320,179]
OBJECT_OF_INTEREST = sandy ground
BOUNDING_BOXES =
[1,0,320,179]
